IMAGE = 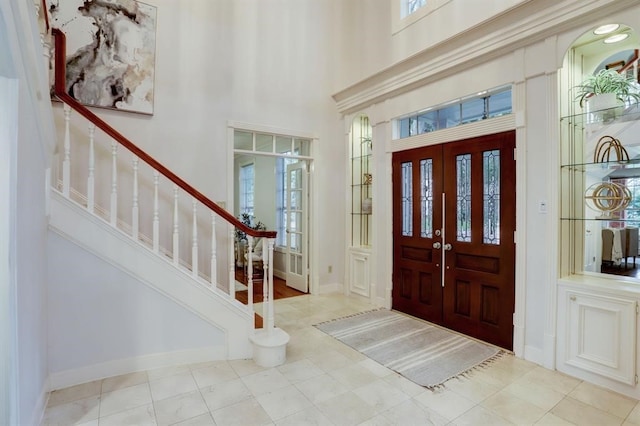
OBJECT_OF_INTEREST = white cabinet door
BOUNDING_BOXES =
[563,290,637,385]
[348,250,370,297]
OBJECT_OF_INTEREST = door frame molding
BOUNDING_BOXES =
[227,120,317,294]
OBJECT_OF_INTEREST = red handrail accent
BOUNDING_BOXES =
[41,0,49,31]
[51,28,276,239]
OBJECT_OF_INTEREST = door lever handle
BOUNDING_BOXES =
[433,242,441,249]
[443,243,452,251]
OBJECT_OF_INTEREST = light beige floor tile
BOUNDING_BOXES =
[75,420,99,426]
[503,379,565,411]
[99,382,152,417]
[358,358,394,377]
[98,403,156,426]
[352,379,411,414]
[147,364,191,381]
[413,387,476,421]
[451,405,514,426]
[191,361,239,388]
[551,396,625,426]
[491,354,538,377]
[519,367,581,396]
[380,399,449,426]
[329,363,379,390]
[444,375,501,403]
[241,367,292,396]
[277,359,324,383]
[382,373,427,398]
[569,381,637,419]
[201,377,252,411]
[274,406,334,426]
[42,395,101,426]
[306,349,353,372]
[294,373,350,404]
[47,380,102,407]
[316,391,375,425]
[211,397,273,426]
[101,371,148,393]
[358,414,396,426]
[481,389,547,425]
[228,358,268,377]
[172,412,216,425]
[149,371,198,401]
[256,385,313,421]
[535,412,576,425]
[625,402,640,425]
[153,390,208,426]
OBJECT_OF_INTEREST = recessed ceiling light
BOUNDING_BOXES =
[604,33,629,44]
[594,24,620,35]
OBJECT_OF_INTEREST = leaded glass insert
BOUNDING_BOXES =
[483,150,500,244]
[456,154,471,242]
[402,162,413,237]
[420,159,433,238]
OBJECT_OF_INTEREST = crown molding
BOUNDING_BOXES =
[333,0,636,114]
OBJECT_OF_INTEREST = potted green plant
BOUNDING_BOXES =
[574,68,640,110]
[235,213,266,242]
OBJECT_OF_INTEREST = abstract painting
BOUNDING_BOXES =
[50,0,157,115]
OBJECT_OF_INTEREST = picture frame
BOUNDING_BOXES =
[50,0,157,115]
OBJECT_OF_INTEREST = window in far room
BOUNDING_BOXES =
[239,163,255,217]
[401,0,427,18]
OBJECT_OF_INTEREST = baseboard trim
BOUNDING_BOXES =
[316,283,343,294]
[29,383,49,426]
[523,344,544,366]
[48,346,226,391]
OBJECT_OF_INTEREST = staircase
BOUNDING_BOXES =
[46,28,288,390]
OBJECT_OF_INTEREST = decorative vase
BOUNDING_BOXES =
[587,93,623,122]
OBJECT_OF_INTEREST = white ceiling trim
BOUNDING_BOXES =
[333,0,635,115]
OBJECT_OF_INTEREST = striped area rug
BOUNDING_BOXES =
[315,309,502,388]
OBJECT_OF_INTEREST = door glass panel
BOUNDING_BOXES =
[456,154,472,242]
[483,150,500,244]
[420,159,433,238]
[402,162,413,236]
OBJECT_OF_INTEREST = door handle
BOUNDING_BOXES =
[443,243,452,251]
[433,242,441,249]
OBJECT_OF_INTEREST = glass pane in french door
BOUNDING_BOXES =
[456,154,472,242]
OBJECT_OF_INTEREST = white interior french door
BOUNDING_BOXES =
[285,162,308,292]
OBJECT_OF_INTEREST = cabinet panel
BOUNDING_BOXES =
[564,290,636,385]
[349,250,370,297]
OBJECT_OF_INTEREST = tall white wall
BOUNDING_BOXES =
[1,0,56,424]
[47,232,225,388]
[52,0,345,291]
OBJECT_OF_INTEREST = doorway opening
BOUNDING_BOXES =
[231,127,313,301]
[392,131,516,350]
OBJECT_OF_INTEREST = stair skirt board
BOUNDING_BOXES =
[47,346,226,391]
[49,192,254,360]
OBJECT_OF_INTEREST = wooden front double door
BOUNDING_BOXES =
[392,131,516,350]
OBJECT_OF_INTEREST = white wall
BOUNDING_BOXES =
[47,232,225,384]
[1,0,56,423]
[52,0,345,291]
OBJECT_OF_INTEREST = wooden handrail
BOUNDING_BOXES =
[51,28,276,239]
[41,0,50,31]
[619,49,639,74]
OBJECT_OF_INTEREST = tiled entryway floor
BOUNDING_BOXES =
[43,293,640,425]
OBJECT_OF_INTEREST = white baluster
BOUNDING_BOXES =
[173,186,179,265]
[192,198,198,278]
[265,238,275,332]
[247,235,254,309]
[262,238,268,329]
[87,124,95,213]
[110,141,118,226]
[62,104,71,197]
[132,156,139,240]
[152,171,159,253]
[210,213,216,287]
[42,35,51,87]
[229,226,236,298]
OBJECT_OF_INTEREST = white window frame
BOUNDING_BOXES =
[239,163,255,217]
